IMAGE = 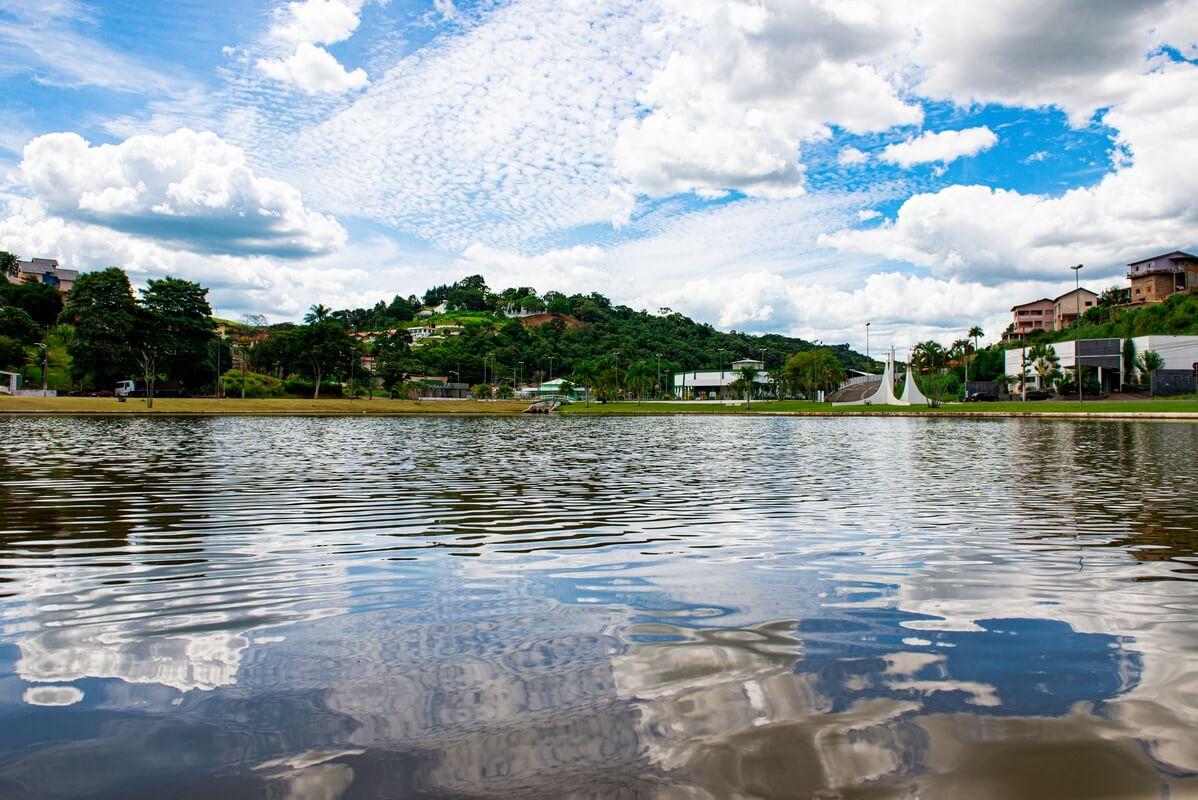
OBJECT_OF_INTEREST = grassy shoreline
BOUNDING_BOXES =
[0,396,531,415]
[3,396,1198,419]
[561,399,1198,419]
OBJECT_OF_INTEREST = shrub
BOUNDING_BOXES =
[283,378,344,398]
[220,370,285,398]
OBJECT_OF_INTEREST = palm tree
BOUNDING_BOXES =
[0,251,19,279]
[304,304,331,324]
[625,361,652,404]
[767,368,788,400]
[968,326,984,353]
[910,341,950,406]
[1027,342,1060,392]
[571,361,598,407]
[735,364,760,408]
[1137,350,1165,397]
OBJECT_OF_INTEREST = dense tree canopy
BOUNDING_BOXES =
[316,275,876,392]
[59,268,142,389]
[1,281,64,328]
[140,277,217,391]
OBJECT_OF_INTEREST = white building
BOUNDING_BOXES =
[673,359,773,399]
[407,324,464,346]
[1004,335,1198,393]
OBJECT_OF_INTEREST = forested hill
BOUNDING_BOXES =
[315,275,877,383]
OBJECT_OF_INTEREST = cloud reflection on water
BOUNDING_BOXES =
[0,416,1197,798]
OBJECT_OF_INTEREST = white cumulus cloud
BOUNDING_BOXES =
[879,126,998,168]
[613,0,922,200]
[823,62,1198,286]
[257,42,369,94]
[269,0,364,46]
[19,128,347,258]
[838,146,869,166]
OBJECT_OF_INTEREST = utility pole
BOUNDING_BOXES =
[1071,264,1084,403]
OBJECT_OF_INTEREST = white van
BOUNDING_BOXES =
[115,380,136,398]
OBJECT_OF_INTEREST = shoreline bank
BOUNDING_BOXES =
[3,397,1198,419]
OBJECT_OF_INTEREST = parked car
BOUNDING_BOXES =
[965,391,998,402]
[1023,390,1052,401]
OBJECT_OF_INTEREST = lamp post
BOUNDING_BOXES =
[866,322,871,364]
[36,341,48,393]
[714,347,723,400]
[611,350,621,400]
[655,352,662,399]
[1071,263,1084,404]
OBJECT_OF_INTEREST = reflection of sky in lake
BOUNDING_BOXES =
[1,415,1197,797]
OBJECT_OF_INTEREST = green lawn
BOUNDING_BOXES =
[0,396,530,415]
[562,399,1198,416]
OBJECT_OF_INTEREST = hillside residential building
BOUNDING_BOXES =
[673,358,773,399]
[1053,287,1099,329]
[1005,298,1056,341]
[1126,250,1198,305]
[415,302,448,318]
[408,324,463,345]
[6,258,78,292]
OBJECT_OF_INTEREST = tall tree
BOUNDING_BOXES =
[784,349,844,402]
[298,320,358,398]
[1,281,63,327]
[0,307,39,343]
[140,277,216,391]
[0,251,18,279]
[910,341,952,406]
[1137,350,1165,397]
[304,304,332,324]
[625,360,653,404]
[571,360,598,407]
[58,267,140,390]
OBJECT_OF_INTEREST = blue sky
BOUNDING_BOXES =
[1,0,1196,352]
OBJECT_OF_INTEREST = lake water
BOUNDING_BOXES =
[2,415,1198,799]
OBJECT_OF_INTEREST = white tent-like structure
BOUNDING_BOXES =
[834,350,911,406]
[899,362,929,405]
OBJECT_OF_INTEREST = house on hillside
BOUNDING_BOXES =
[1126,250,1198,305]
[7,258,78,292]
[1004,298,1056,342]
[1053,287,1098,330]
[408,324,463,346]
[415,302,448,318]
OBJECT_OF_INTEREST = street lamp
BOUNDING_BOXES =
[35,341,48,393]
[866,321,871,364]
[611,351,622,400]
[655,352,662,399]
[718,348,728,400]
[1071,263,1084,404]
